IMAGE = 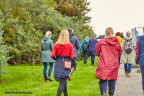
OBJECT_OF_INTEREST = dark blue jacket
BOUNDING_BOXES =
[88,39,98,56]
[69,33,80,57]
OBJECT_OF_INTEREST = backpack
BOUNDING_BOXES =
[124,38,133,54]
[82,43,88,52]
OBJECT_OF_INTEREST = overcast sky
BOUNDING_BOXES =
[87,0,144,36]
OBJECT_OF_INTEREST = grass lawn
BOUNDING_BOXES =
[0,56,102,96]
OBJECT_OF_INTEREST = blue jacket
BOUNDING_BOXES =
[88,39,98,56]
[79,40,89,52]
[120,34,124,38]
[69,33,80,57]
[136,35,144,66]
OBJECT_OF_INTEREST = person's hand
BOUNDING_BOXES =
[78,51,80,54]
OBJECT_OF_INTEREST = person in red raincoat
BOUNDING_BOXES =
[95,27,122,96]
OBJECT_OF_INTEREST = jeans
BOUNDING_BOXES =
[91,55,95,65]
[140,65,144,90]
[124,64,132,73]
[43,62,53,76]
[99,79,116,95]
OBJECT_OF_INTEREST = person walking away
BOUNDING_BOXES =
[120,31,136,77]
[41,31,54,81]
[51,29,74,96]
[78,37,89,64]
[88,35,98,65]
[116,32,123,65]
[136,33,144,94]
[120,32,124,38]
[67,28,80,80]
[95,27,122,96]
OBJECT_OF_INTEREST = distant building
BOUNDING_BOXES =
[97,35,105,41]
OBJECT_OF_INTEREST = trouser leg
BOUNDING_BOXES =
[48,62,53,74]
[99,79,107,94]
[71,57,77,69]
[57,78,67,96]
[83,52,88,64]
[63,81,68,96]
[124,64,127,72]
[127,64,132,73]
[69,57,77,76]
[43,62,47,77]
[108,80,116,95]
[91,55,95,65]
[140,65,144,91]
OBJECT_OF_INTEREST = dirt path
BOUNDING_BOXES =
[114,64,143,96]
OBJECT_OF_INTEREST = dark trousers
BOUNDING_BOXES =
[83,52,88,64]
[71,57,77,69]
[57,78,68,96]
[91,55,95,65]
[119,57,121,66]
[124,64,132,73]
[99,79,116,95]
[140,65,144,91]
[43,62,53,76]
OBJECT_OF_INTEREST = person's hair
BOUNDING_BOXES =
[121,32,123,35]
[56,29,70,45]
[126,31,131,37]
[46,31,52,37]
[116,32,121,36]
[91,35,96,39]
[67,28,73,33]
[85,37,89,40]
[105,27,114,38]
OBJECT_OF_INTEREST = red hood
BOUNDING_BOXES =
[101,37,119,45]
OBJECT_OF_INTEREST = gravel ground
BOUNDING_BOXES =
[114,64,143,96]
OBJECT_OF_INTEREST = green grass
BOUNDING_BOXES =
[0,56,102,96]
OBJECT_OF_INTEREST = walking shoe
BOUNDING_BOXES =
[126,73,131,77]
[68,75,71,81]
[47,73,52,81]
[44,76,47,82]
[102,92,106,96]
[124,71,127,76]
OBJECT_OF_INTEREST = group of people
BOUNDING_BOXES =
[40,27,144,96]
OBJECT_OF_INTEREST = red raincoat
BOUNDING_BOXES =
[95,37,122,80]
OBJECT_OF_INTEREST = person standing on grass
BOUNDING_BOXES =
[120,31,136,77]
[136,32,144,94]
[67,28,80,80]
[78,37,89,64]
[41,31,54,82]
[95,27,122,96]
[88,35,98,66]
[51,29,74,96]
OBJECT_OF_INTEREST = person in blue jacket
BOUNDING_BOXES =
[78,37,89,64]
[136,34,144,94]
[67,28,80,80]
[88,35,98,65]
[120,32,124,38]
